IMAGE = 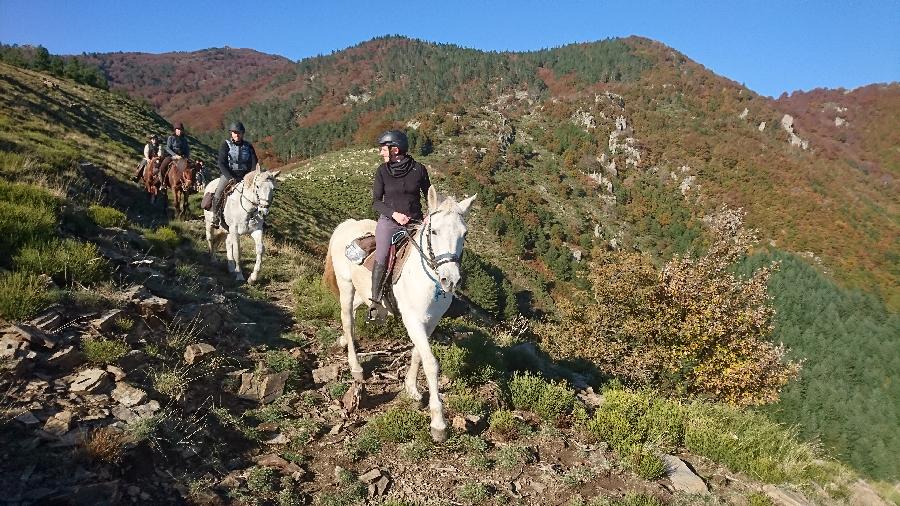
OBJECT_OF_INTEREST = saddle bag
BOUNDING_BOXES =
[345,234,375,264]
[201,192,214,211]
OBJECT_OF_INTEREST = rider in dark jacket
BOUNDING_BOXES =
[369,129,431,319]
[159,122,190,189]
[212,121,258,230]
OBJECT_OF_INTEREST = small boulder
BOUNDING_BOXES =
[763,484,810,506]
[69,368,112,394]
[111,383,147,407]
[106,365,127,382]
[45,346,85,372]
[43,411,74,436]
[14,410,40,427]
[184,343,216,365]
[662,455,708,495]
[312,363,340,384]
[92,309,125,335]
[237,371,289,404]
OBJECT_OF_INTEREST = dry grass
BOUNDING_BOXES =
[81,426,126,464]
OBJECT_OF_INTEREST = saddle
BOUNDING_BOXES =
[348,231,414,286]
[200,179,239,213]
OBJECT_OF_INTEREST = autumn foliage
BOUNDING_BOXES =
[539,209,800,406]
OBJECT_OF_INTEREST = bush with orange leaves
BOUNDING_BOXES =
[539,208,801,406]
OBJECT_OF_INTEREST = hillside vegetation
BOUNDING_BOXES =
[0,46,896,504]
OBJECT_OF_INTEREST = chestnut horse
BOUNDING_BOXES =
[143,158,203,219]
[163,158,203,219]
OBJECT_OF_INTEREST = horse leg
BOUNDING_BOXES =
[247,228,264,285]
[338,280,364,382]
[403,315,447,442]
[226,232,244,281]
[205,214,215,256]
[404,347,423,402]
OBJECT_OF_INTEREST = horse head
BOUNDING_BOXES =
[245,167,280,216]
[423,186,476,294]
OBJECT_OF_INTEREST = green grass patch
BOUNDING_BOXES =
[350,401,430,458]
[0,193,59,260]
[293,274,340,322]
[87,204,126,228]
[0,271,56,321]
[81,337,129,365]
[14,238,107,285]
[446,390,487,417]
[144,226,181,256]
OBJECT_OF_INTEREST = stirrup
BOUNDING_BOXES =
[367,301,387,322]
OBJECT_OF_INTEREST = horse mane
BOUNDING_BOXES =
[242,169,259,189]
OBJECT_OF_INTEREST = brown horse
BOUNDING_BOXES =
[163,158,203,220]
[142,155,163,201]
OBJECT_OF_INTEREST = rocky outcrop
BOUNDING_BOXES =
[780,114,809,150]
[662,455,708,494]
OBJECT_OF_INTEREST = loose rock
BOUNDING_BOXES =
[111,383,147,407]
[69,368,113,394]
[237,371,289,404]
[312,363,340,384]
[662,455,709,494]
[184,343,216,365]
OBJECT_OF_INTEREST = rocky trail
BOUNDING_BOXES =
[0,175,888,506]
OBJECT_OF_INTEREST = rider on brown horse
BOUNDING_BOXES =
[132,134,161,182]
[159,122,190,190]
[212,121,258,231]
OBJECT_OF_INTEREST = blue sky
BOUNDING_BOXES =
[1,0,897,97]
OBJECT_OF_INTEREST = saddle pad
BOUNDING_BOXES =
[362,238,414,285]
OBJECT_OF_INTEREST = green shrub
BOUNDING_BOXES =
[447,391,486,416]
[87,204,126,228]
[317,468,366,506]
[457,482,490,504]
[0,271,55,321]
[246,465,278,495]
[144,226,180,255]
[494,444,532,469]
[82,337,129,365]
[15,239,107,285]
[488,409,524,440]
[432,333,503,386]
[624,444,666,480]
[508,372,578,423]
[265,349,303,384]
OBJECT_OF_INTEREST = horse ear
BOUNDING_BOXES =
[458,194,477,217]
[427,186,442,211]
[271,170,281,178]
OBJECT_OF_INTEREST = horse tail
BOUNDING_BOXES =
[323,245,339,296]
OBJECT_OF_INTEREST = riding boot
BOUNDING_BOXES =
[367,262,388,321]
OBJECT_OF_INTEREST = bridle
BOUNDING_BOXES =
[238,171,274,218]
[401,210,464,297]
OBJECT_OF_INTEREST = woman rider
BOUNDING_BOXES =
[369,130,431,319]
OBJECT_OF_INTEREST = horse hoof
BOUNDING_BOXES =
[430,427,448,443]
[405,384,423,402]
[351,369,365,382]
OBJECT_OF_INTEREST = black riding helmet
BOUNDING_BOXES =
[149,134,159,142]
[377,130,408,154]
[229,122,246,134]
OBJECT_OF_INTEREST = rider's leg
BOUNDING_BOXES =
[211,174,233,229]
[157,157,172,189]
[133,159,147,182]
[368,216,401,320]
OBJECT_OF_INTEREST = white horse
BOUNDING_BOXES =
[203,167,279,284]
[324,187,476,442]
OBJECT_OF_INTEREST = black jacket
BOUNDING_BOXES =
[217,139,258,180]
[372,156,431,221]
[165,134,190,158]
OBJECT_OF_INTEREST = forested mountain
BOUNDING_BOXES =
[67,36,899,480]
